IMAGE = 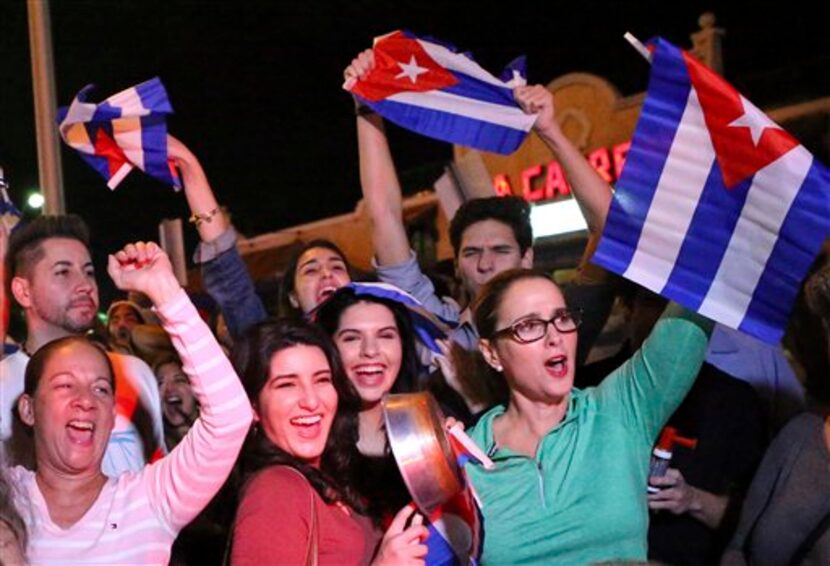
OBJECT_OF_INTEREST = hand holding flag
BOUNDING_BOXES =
[416,425,491,565]
[345,31,536,155]
[374,504,430,566]
[343,48,375,93]
[513,84,559,141]
[57,78,181,190]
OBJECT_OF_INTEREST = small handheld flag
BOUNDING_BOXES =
[346,30,536,155]
[0,167,22,232]
[424,426,491,565]
[312,281,455,359]
[594,38,830,344]
[57,78,181,190]
[342,281,454,353]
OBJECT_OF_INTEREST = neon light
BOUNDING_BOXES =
[492,140,631,204]
[588,148,613,183]
[492,174,513,197]
[521,164,544,201]
[613,141,630,180]
[545,161,571,199]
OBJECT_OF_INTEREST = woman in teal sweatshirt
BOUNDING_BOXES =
[466,268,711,565]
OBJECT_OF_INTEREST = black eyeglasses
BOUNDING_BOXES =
[491,308,583,344]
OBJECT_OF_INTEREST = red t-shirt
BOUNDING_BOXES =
[232,466,381,565]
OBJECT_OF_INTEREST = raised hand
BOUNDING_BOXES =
[166,135,197,171]
[107,242,181,307]
[344,49,375,89]
[513,84,557,137]
[372,503,429,566]
[165,134,226,242]
[514,84,613,234]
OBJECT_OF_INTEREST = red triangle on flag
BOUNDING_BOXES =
[350,31,458,102]
[93,128,130,178]
[683,52,799,188]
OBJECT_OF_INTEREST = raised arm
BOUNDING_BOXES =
[168,137,227,243]
[346,50,412,267]
[107,242,253,532]
[167,136,267,338]
[514,85,613,234]
[595,304,713,443]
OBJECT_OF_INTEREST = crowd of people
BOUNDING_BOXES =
[1,47,828,566]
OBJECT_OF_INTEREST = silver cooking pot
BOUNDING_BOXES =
[382,392,463,514]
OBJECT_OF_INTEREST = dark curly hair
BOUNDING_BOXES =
[278,239,353,318]
[231,318,365,512]
[449,196,533,258]
[314,288,420,397]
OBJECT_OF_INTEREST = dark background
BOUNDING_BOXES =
[2,1,828,305]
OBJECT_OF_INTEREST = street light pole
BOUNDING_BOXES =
[27,0,65,214]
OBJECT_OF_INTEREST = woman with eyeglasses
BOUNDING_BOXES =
[463,268,712,565]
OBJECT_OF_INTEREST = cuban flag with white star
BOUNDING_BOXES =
[594,38,830,344]
[57,78,181,190]
[347,30,535,155]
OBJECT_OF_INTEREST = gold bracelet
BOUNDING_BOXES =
[189,208,219,226]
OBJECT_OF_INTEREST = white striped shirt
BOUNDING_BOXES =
[10,289,252,565]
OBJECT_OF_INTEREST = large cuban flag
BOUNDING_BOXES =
[594,38,830,344]
[346,30,535,155]
[57,78,181,190]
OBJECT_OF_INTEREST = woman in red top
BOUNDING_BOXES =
[230,319,427,565]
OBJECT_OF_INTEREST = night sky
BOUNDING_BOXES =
[2,1,828,300]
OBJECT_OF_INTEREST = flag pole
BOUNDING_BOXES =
[27,0,65,214]
[624,32,652,64]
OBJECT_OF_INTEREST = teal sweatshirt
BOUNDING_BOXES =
[466,306,712,565]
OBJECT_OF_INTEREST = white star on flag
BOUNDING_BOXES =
[395,55,429,84]
[728,95,783,147]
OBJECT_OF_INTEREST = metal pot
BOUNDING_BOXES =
[383,392,463,514]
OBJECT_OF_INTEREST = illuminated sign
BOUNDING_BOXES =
[493,140,631,204]
[530,198,589,238]
[492,140,631,238]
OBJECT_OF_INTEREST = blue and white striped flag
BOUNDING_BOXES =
[0,168,22,232]
[341,282,453,356]
[594,38,830,343]
[57,78,181,190]
[346,30,535,155]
